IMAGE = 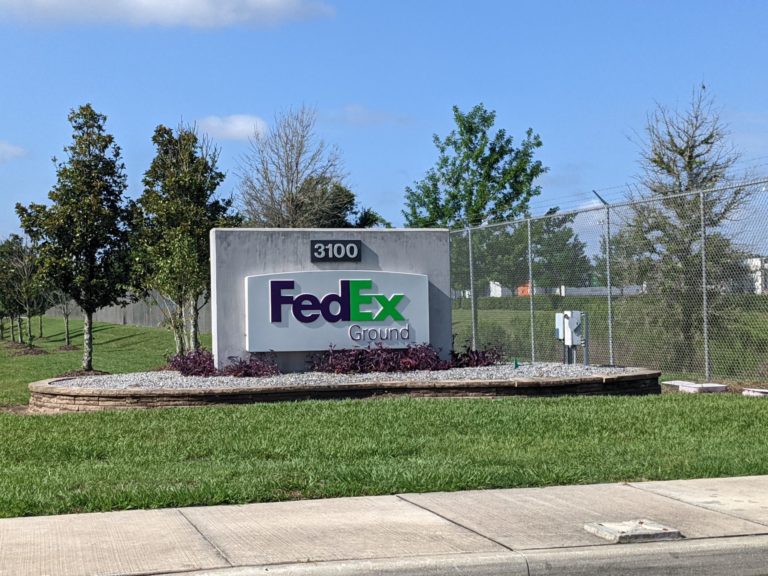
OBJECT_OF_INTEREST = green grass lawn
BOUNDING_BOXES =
[0,317,210,406]
[1,317,767,519]
[1,394,767,518]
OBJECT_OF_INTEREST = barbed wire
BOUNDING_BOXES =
[526,155,768,216]
[452,176,768,234]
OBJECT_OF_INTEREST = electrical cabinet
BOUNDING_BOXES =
[555,311,582,346]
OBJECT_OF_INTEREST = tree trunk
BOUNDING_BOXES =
[188,297,201,351]
[64,314,71,346]
[0,317,4,340]
[190,312,200,351]
[38,315,43,338]
[26,313,33,345]
[82,310,93,371]
[182,302,191,353]
[173,328,185,356]
[172,307,186,355]
[10,316,16,342]
[17,316,25,345]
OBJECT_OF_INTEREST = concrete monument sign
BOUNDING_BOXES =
[210,229,450,371]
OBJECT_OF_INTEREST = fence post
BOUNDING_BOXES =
[527,218,536,363]
[467,227,478,351]
[606,205,614,365]
[593,191,614,365]
[700,190,710,380]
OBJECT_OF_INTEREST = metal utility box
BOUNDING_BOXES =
[555,311,582,346]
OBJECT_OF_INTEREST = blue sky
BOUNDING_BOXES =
[1,0,767,236]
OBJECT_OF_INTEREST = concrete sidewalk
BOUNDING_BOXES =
[1,476,767,576]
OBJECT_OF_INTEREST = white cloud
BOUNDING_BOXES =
[198,114,267,141]
[0,0,333,27]
[0,140,26,163]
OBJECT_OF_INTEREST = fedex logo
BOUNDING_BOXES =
[245,270,429,352]
[270,279,405,324]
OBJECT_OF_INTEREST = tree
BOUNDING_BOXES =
[0,235,26,343]
[134,123,239,353]
[403,103,547,229]
[620,88,752,371]
[5,236,45,346]
[49,289,74,347]
[454,210,591,302]
[16,104,132,371]
[531,210,592,296]
[236,106,386,228]
[449,224,529,306]
[592,228,654,296]
[0,237,11,341]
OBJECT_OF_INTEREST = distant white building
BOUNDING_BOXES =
[489,281,515,297]
[487,281,644,297]
[746,257,768,294]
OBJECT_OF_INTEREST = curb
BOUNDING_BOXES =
[156,552,530,576]
[159,535,768,576]
[27,369,661,413]
[524,535,768,575]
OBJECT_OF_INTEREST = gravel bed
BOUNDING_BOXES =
[57,363,637,390]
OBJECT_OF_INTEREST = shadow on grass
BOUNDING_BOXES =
[43,330,66,340]
[94,333,141,347]
[45,324,110,343]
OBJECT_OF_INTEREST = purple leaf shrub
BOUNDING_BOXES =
[167,350,279,377]
[310,343,500,374]
[170,344,500,378]
[451,346,502,368]
[220,356,280,377]
[167,349,217,377]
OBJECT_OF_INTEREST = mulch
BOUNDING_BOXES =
[3,342,49,356]
[3,341,27,350]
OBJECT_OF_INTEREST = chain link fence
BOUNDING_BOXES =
[450,178,768,381]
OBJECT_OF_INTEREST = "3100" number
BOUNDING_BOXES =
[310,240,361,262]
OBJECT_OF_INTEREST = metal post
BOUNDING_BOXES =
[467,228,478,351]
[605,206,614,365]
[593,191,614,365]
[527,218,536,363]
[700,190,710,380]
[583,311,590,366]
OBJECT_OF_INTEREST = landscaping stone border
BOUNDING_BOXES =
[28,369,661,414]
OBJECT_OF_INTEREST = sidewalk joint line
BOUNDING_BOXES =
[395,494,531,576]
[104,567,229,576]
[627,482,768,529]
[176,509,234,568]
